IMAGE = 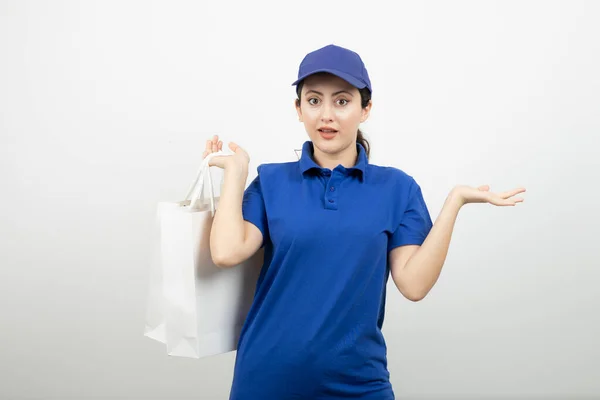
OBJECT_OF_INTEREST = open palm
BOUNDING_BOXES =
[454,185,526,206]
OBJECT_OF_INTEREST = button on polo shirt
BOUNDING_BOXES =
[230,140,433,400]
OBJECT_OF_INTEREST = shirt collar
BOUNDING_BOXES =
[298,140,368,181]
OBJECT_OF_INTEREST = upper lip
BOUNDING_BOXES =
[318,126,338,131]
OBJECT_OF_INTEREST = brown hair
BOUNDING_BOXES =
[295,74,372,159]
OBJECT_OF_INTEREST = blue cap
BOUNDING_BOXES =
[291,44,372,93]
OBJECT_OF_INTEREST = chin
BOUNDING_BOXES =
[313,137,350,154]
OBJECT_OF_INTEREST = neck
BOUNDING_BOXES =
[312,142,358,170]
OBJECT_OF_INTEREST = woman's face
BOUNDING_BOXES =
[296,73,371,157]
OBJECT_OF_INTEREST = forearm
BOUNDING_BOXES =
[399,189,464,300]
[210,165,248,263]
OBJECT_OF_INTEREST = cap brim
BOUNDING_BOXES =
[291,68,367,90]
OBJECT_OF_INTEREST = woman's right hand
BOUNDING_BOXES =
[202,135,250,171]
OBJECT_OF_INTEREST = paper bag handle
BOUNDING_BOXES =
[183,151,224,215]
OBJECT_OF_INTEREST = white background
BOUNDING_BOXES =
[1,0,599,399]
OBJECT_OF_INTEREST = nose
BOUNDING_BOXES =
[320,101,334,122]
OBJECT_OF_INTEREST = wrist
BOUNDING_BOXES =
[224,162,248,180]
[446,187,466,208]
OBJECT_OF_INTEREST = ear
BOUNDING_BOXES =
[360,100,372,123]
[295,98,303,122]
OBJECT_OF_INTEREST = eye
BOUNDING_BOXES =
[337,99,349,106]
[307,98,319,105]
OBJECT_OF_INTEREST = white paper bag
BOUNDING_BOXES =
[144,151,263,358]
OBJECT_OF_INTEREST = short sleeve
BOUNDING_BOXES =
[242,168,268,248]
[388,180,433,252]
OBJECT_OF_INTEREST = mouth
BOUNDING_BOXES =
[318,129,338,139]
[318,127,338,133]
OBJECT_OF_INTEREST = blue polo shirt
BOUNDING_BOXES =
[230,140,433,399]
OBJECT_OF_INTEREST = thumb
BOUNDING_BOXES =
[228,141,245,154]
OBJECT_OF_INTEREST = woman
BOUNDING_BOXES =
[205,44,525,399]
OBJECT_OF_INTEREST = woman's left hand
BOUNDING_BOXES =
[452,185,526,207]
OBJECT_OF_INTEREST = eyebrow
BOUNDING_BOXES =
[305,89,354,97]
